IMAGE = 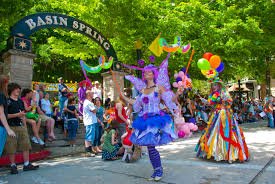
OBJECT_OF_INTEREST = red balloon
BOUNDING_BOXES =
[203,52,213,61]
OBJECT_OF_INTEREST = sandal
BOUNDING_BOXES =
[111,157,119,160]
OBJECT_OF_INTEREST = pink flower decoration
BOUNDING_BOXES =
[138,59,145,67]
[149,55,155,62]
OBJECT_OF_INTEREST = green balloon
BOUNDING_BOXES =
[197,58,210,70]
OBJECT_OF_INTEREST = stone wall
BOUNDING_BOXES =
[2,49,35,89]
[101,71,127,102]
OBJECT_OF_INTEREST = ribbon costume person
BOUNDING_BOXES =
[77,80,91,116]
[195,78,250,163]
[121,53,179,181]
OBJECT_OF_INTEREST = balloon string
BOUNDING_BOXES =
[110,69,121,92]
[183,49,195,86]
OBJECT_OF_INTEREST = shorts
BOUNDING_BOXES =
[0,126,7,156]
[39,114,51,126]
[67,119,78,141]
[85,124,96,143]
[4,126,31,154]
[64,119,68,130]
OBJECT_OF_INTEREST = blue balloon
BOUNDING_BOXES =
[176,77,182,82]
[216,62,224,73]
[186,74,190,78]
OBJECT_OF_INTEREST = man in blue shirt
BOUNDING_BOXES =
[58,77,69,118]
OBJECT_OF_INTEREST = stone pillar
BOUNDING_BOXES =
[101,71,127,102]
[2,49,35,89]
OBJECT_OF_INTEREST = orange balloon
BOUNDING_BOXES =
[209,55,221,69]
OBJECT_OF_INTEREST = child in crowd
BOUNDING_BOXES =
[52,106,63,129]
[101,121,119,160]
[64,96,79,146]
[103,101,116,125]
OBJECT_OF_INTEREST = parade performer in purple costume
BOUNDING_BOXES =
[121,53,180,181]
[78,81,90,116]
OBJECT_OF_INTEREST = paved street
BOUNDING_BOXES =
[0,121,274,184]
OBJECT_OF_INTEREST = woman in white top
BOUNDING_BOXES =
[41,93,52,117]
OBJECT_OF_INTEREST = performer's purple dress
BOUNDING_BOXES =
[130,87,177,146]
[77,87,86,116]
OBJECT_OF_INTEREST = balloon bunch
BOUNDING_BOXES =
[172,67,192,89]
[197,52,224,79]
[174,116,198,138]
[159,36,191,53]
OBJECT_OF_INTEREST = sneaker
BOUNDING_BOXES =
[154,167,163,181]
[90,153,96,157]
[10,165,18,174]
[37,138,45,145]
[23,163,39,171]
[31,137,39,144]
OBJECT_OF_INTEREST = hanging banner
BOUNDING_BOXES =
[32,82,78,92]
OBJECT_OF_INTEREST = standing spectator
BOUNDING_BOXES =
[114,99,129,144]
[264,97,274,128]
[92,81,102,99]
[182,98,194,122]
[83,90,97,157]
[0,75,16,157]
[94,97,105,153]
[104,93,111,109]
[58,77,69,117]
[5,83,39,174]
[39,84,47,102]
[104,101,116,124]
[77,80,87,116]
[21,89,44,145]
[64,96,78,147]
[33,84,40,106]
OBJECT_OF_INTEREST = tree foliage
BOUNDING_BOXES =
[0,0,274,86]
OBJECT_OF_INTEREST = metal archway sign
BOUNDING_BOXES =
[10,12,118,61]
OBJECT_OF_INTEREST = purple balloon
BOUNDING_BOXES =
[176,77,182,82]
[216,62,224,73]
[180,67,186,73]
[186,74,190,78]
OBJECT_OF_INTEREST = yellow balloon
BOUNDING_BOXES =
[201,70,208,75]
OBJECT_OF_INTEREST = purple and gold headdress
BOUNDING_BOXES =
[123,53,171,92]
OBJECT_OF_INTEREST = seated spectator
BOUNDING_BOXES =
[37,105,56,141]
[41,93,52,117]
[5,83,39,174]
[21,89,44,145]
[101,121,120,161]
